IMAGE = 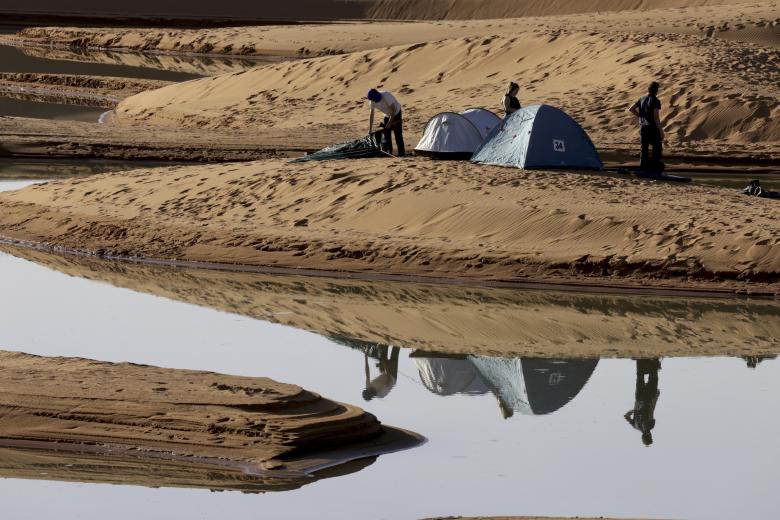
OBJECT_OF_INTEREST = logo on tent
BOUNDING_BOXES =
[553,139,566,152]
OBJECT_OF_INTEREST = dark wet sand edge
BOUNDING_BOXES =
[1,236,775,300]
[0,426,424,480]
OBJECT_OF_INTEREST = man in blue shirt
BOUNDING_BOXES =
[630,81,664,173]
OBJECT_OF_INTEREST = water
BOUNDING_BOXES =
[0,175,778,519]
[0,158,184,187]
[0,41,202,81]
[0,35,283,122]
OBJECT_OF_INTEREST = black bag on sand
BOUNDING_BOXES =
[743,180,780,199]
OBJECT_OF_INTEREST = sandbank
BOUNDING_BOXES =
[0,159,777,296]
[0,349,420,486]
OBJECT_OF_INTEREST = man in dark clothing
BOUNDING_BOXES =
[625,358,661,446]
[630,82,664,173]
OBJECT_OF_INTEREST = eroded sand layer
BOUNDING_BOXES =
[4,245,780,360]
[0,159,777,294]
[0,350,417,479]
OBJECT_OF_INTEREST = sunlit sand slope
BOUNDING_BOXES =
[0,159,777,294]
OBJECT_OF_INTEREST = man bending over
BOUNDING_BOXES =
[367,88,405,157]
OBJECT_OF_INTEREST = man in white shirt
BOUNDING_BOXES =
[367,88,405,157]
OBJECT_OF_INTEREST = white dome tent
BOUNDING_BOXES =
[415,108,501,159]
[460,108,502,139]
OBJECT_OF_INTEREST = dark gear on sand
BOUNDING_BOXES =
[743,180,780,199]
[293,135,387,162]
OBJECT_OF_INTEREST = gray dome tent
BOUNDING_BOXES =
[472,104,603,170]
[415,108,501,159]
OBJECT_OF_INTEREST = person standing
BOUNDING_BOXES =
[502,81,521,118]
[629,81,665,173]
[367,88,405,157]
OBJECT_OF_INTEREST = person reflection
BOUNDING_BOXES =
[363,346,400,401]
[625,358,661,446]
[742,355,777,369]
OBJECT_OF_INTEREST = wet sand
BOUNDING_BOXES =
[0,349,421,484]
[0,117,306,161]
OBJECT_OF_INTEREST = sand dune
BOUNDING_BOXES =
[5,245,779,359]
[14,3,778,58]
[0,159,777,294]
[107,8,779,156]
[0,0,752,21]
[369,0,740,19]
[0,350,419,479]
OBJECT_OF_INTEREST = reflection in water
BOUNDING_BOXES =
[743,355,777,369]
[2,244,779,361]
[0,248,779,517]
[625,359,661,446]
[5,43,284,78]
[0,42,202,81]
[413,353,599,418]
[0,158,185,182]
[332,334,600,416]
[0,446,376,494]
[363,346,400,401]
[328,335,401,401]
[414,354,488,396]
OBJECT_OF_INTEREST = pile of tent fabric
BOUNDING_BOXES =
[293,135,385,162]
[743,180,780,199]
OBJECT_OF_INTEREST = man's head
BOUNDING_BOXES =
[648,81,660,96]
[367,89,382,102]
[362,387,378,401]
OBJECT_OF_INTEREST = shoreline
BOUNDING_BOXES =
[1,234,776,300]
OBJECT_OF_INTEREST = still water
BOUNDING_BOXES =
[0,37,283,121]
[0,176,779,519]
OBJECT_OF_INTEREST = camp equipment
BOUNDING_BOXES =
[472,104,602,170]
[415,108,501,159]
[293,135,386,162]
